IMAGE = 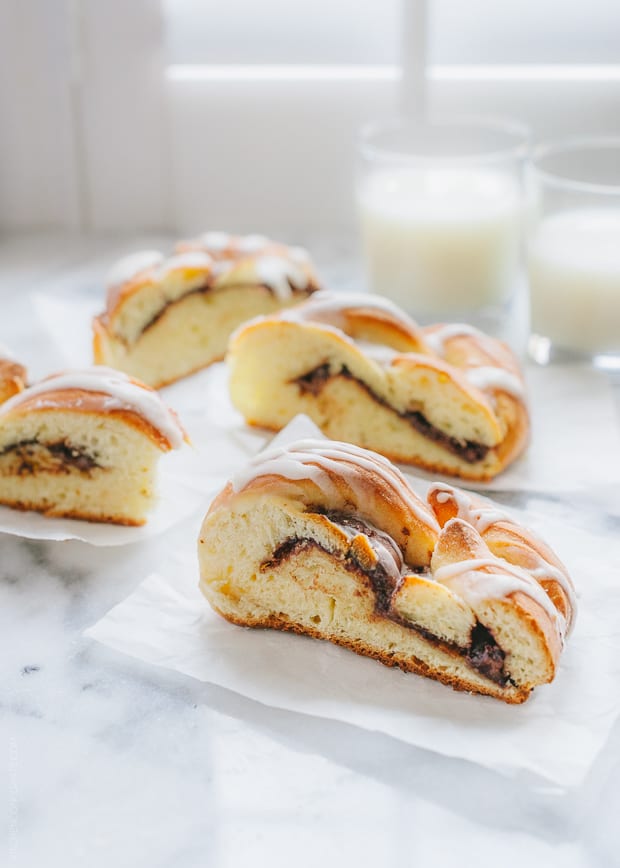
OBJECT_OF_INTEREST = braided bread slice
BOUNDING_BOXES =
[93,240,320,388]
[198,439,574,703]
[228,291,529,481]
[0,366,187,525]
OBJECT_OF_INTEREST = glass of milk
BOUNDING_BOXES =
[527,137,620,367]
[356,117,529,324]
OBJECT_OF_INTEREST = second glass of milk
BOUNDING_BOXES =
[527,137,620,368]
[357,118,529,322]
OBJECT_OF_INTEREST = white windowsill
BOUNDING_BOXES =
[167,64,620,83]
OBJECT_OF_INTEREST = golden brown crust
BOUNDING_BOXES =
[421,326,520,373]
[4,388,175,451]
[0,359,27,405]
[419,329,530,476]
[210,451,439,569]
[240,403,524,484]
[211,604,530,704]
[92,314,110,359]
[427,486,575,633]
[430,518,561,681]
[334,307,426,353]
[504,590,560,684]
[100,252,318,330]
[0,494,145,526]
[199,440,573,703]
[105,264,209,322]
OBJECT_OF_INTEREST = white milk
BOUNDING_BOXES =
[528,209,620,355]
[358,166,522,315]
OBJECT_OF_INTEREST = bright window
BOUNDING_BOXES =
[163,0,620,67]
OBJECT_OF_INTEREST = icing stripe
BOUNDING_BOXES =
[105,250,211,293]
[254,255,309,299]
[106,251,165,290]
[430,482,511,533]
[424,324,485,355]
[157,251,212,276]
[434,555,563,630]
[0,366,185,449]
[465,366,525,399]
[232,437,440,534]
[429,483,576,631]
[353,340,399,366]
[281,291,420,337]
[237,234,270,254]
[199,231,233,251]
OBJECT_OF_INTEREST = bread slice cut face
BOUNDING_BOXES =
[0,366,187,525]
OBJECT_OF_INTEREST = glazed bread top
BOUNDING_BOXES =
[0,366,187,450]
[175,232,318,298]
[102,251,213,342]
[211,437,440,567]
[228,291,529,473]
[208,438,575,648]
[99,243,320,344]
[175,230,311,267]
[248,290,527,405]
[428,482,577,635]
[0,342,27,398]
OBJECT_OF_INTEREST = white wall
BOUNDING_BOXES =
[1,0,619,235]
[0,0,80,231]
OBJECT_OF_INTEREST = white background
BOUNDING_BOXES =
[164,0,620,65]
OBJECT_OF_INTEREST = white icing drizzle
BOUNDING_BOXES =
[465,366,525,399]
[429,482,511,534]
[281,294,525,405]
[199,231,233,252]
[106,250,165,289]
[429,483,576,633]
[0,366,185,449]
[280,290,419,335]
[433,555,563,630]
[254,255,309,299]
[157,251,212,277]
[353,339,399,366]
[236,234,270,254]
[435,556,531,583]
[106,250,211,292]
[212,258,235,276]
[528,556,576,635]
[232,438,440,534]
[423,323,485,355]
[288,246,311,264]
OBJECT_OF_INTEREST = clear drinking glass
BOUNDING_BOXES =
[356,117,530,325]
[527,137,620,368]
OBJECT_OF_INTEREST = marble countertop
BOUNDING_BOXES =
[1,233,619,868]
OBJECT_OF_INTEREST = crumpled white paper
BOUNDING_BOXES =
[86,415,620,788]
[34,292,620,494]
